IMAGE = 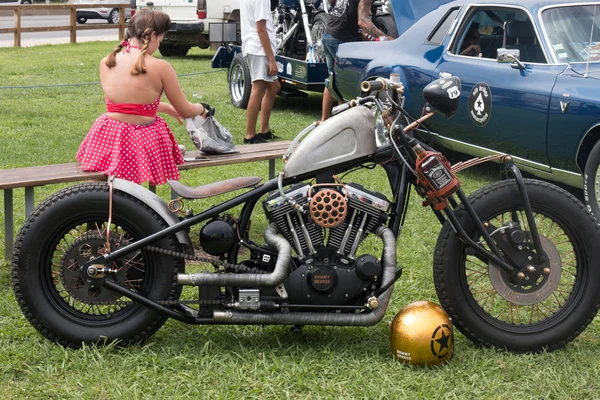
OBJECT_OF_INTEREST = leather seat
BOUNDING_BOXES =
[504,20,546,63]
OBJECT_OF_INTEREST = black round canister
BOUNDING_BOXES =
[199,219,236,256]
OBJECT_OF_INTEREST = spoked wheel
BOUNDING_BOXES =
[11,182,183,348]
[228,53,252,109]
[433,179,600,352]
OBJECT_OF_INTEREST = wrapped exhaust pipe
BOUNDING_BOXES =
[177,224,291,287]
[213,226,397,326]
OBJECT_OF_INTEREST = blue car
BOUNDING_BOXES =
[329,0,600,216]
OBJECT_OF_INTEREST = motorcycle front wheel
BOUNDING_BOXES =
[11,182,183,348]
[433,179,600,352]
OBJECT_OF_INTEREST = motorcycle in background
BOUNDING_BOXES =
[11,75,600,353]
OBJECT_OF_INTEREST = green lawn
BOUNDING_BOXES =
[1,43,599,399]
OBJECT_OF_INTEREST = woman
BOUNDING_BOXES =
[76,9,206,185]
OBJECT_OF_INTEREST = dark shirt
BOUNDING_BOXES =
[325,0,361,42]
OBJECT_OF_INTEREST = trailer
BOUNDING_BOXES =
[211,44,329,109]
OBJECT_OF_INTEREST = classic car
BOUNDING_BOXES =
[329,0,600,216]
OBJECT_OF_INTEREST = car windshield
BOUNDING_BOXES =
[541,4,600,63]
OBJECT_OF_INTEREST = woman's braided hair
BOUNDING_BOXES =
[104,8,171,75]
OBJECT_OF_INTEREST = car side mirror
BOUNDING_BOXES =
[497,48,526,69]
[422,76,461,118]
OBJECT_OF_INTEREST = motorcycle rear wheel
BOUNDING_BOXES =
[433,179,600,352]
[11,182,183,348]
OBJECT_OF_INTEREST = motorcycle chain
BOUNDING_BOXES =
[144,245,269,275]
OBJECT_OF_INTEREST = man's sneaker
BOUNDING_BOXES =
[243,135,267,144]
[257,130,281,141]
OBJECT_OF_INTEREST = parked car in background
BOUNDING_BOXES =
[75,0,132,24]
[0,0,32,3]
[329,0,600,216]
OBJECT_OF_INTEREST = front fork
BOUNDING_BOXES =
[442,156,548,281]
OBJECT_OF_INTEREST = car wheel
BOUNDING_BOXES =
[373,15,399,39]
[228,53,252,109]
[158,44,190,57]
[583,141,600,219]
[77,17,87,24]
[108,9,119,24]
[21,0,32,4]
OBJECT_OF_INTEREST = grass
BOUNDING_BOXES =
[1,42,600,399]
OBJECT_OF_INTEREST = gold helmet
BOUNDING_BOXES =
[390,300,453,366]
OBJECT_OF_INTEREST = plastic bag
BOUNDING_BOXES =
[186,115,237,154]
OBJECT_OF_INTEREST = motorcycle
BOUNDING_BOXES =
[11,76,600,352]
[275,0,329,61]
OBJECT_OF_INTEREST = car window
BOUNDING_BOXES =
[454,7,546,63]
[542,4,600,63]
[426,7,460,45]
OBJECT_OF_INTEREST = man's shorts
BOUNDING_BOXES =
[321,32,346,73]
[245,54,277,83]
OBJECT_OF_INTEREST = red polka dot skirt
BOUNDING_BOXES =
[76,114,184,185]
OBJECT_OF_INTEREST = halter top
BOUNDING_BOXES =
[105,96,161,117]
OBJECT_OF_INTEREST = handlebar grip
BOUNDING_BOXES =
[361,79,385,93]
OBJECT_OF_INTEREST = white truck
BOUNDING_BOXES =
[134,0,241,57]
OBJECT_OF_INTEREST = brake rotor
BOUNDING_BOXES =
[309,188,347,228]
[60,232,138,305]
[488,235,562,305]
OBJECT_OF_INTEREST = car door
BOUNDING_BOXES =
[430,5,562,171]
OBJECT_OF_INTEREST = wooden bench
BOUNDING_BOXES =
[0,141,292,260]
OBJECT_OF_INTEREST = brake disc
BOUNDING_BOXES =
[488,235,562,306]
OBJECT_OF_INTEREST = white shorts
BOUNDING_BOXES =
[245,54,277,83]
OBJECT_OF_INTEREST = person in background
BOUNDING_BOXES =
[241,0,281,144]
[320,0,394,121]
[76,9,207,185]
[460,22,482,57]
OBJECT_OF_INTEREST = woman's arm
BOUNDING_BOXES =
[157,59,205,118]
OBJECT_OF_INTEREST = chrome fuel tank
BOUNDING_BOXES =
[283,106,376,177]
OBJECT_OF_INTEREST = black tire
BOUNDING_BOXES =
[433,179,600,352]
[11,182,183,348]
[21,0,32,4]
[583,141,600,219]
[310,12,328,62]
[77,16,87,24]
[373,15,399,39]
[108,9,119,24]
[158,43,190,57]
[228,53,252,109]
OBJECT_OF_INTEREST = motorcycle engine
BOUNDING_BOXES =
[262,182,391,305]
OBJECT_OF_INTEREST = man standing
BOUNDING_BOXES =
[321,0,394,121]
[241,0,281,144]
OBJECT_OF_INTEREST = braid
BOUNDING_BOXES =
[105,32,131,68]
[132,28,152,75]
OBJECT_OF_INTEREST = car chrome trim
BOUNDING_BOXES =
[422,128,583,188]
[448,3,549,63]
[538,2,600,65]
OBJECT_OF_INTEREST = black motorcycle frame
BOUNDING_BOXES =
[90,107,545,325]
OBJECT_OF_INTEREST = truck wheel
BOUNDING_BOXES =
[158,44,190,57]
[373,15,399,39]
[310,12,328,62]
[228,54,252,109]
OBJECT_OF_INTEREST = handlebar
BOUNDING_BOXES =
[360,79,386,93]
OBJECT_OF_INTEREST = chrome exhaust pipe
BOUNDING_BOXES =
[177,224,291,287]
[213,226,397,326]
